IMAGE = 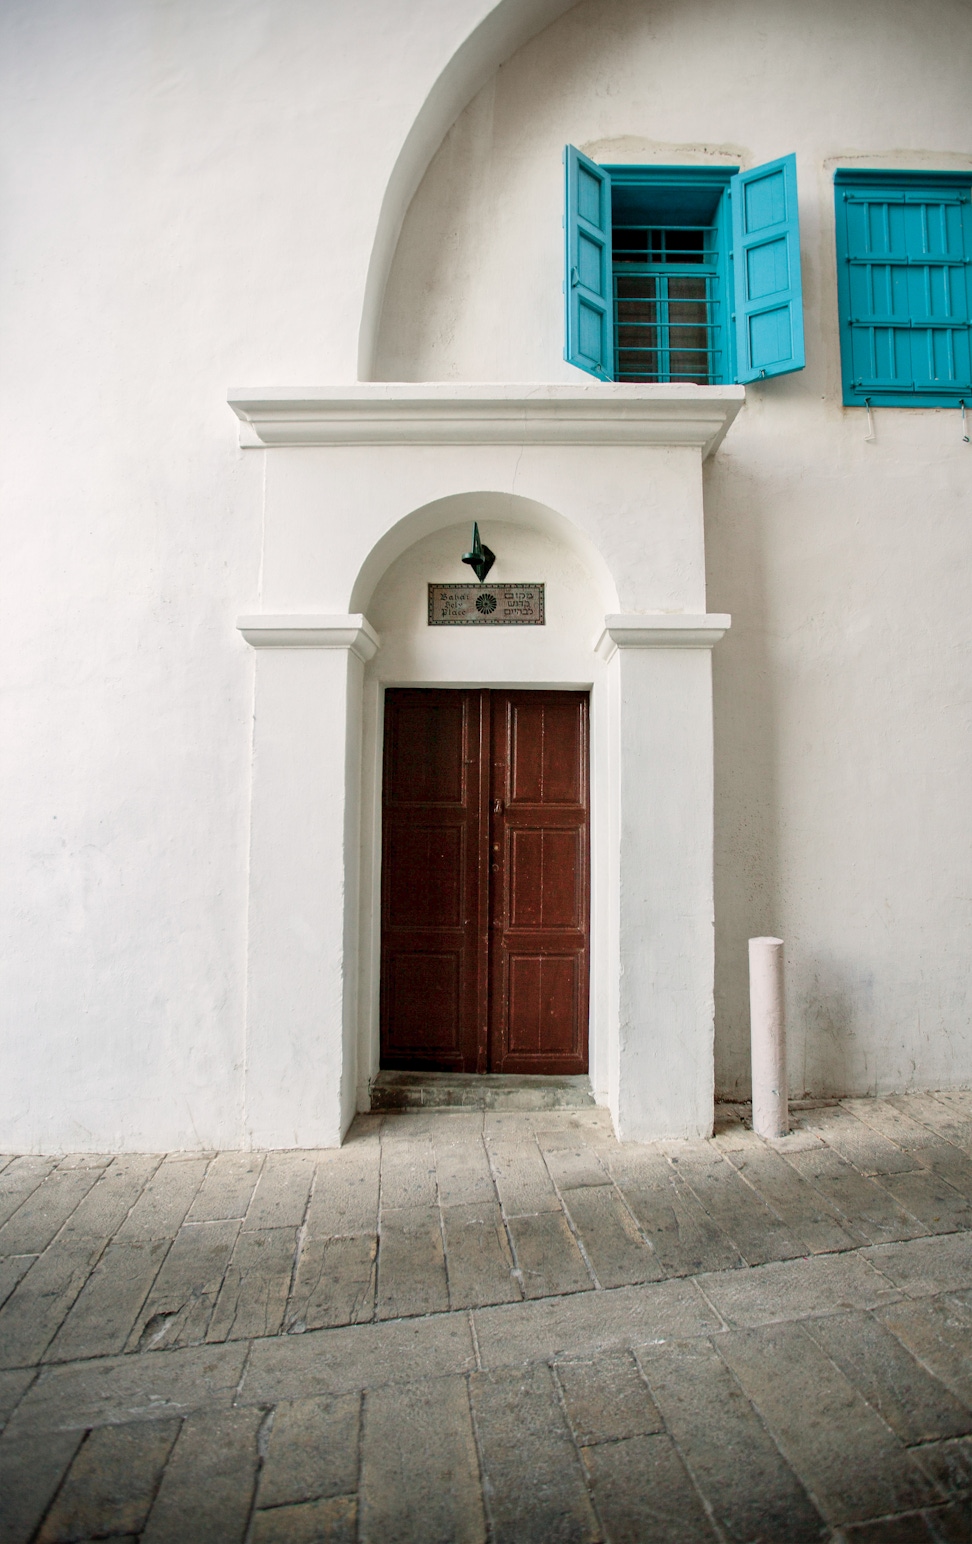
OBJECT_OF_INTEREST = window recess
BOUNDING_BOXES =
[834,169,972,408]
[613,189,724,384]
[564,150,805,386]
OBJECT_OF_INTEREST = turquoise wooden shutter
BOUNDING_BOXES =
[838,186,972,402]
[564,147,613,379]
[730,154,805,381]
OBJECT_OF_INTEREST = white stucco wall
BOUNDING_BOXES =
[374,0,972,1098]
[1,0,557,1150]
[2,0,969,1150]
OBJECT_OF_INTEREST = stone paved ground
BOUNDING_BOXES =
[2,1095,972,1543]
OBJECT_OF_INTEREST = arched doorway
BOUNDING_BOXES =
[355,500,616,1107]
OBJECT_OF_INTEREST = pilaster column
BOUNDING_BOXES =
[596,614,730,1141]
[237,615,378,1147]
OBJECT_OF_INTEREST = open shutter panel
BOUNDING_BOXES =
[730,154,805,381]
[564,147,614,379]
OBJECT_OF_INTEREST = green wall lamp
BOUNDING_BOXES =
[461,523,495,583]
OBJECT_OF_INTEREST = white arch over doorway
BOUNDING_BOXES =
[348,489,620,616]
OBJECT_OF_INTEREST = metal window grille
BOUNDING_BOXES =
[613,224,722,383]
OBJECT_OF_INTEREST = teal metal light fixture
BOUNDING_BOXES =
[461,522,495,583]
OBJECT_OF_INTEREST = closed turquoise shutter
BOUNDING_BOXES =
[838,188,972,400]
[730,154,805,381]
[564,147,613,379]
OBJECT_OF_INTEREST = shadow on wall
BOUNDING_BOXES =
[706,450,874,1103]
[705,452,786,1100]
[798,954,875,1098]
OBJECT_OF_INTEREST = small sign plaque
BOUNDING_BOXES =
[428,583,545,626]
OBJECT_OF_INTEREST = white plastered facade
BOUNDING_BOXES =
[2,0,970,1152]
[231,388,738,1143]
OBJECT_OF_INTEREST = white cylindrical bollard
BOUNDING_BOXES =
[749,937,788,1138]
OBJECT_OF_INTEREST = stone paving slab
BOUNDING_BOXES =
[638,1336,826,1543]
[864,1231,972,1297]
[665,1145,810,1266]
[207,1226,299,1342]
[287,1233,377,1331]
[0,1157,58,1230]
[556,1349,664,1444]
[1,1093,972,1541]
[255,1393,361,1508]
[44,1239,171,1364]
[605,1150,748,1276]
[876,1294,972,1409]
[358,1375,485,1543]
[241,1312,475,1401]
[505,1209,593,1297]
[784,1146,929,1245]
[805,1308,972,1445]
[0,1234,108,1369]
[721,1137,862,1253]
[128,1219,241,1350]
[9,1341,250,1431]
[559,1183,665,1288]
[0,1367,33,1432]
[697,1246,901,1327]
[140,1407,264,1544]
[36,1417,181,1543]
[441,1200,520,1309]
[473,1274,720,1365]
[304,1148,380,1239]
[471,1362,600,1544]
[0,1426,84,1544]
[375,1203,449,1319]
[580,1431,716,1543]
[0,1167,105,1258]
[250,1495,356,1544]
[114,1157,210,1244]
[185,1153,265,1224]
[718,1320,943,1525]
[806,1106,921,1176]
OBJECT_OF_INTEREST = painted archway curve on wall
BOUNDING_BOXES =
[348,490,621,617]
[357,0,581,380]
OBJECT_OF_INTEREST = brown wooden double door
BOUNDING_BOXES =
[380,688,590,1075]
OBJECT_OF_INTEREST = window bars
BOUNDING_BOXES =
[613,223,722,384]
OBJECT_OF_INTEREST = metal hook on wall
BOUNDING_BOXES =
[864,398,875,443]
[961,400,970,443]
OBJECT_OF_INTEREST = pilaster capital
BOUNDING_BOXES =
[595,614,731,660]
[236,614,380,661]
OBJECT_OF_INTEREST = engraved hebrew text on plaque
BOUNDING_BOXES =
[428,583,545,626]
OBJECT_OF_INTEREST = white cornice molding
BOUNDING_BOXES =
[227,383,745,458]
[595,614,731,659]
[237,615,380,661]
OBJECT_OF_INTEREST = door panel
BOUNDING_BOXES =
[508,692,584,806]
[507,954,580,1057]
[384,694,466,804]
[489,691,590,1074]
[384,953,462,1051]
[508,828,585,929]
[380,689,487,1071]
[379,688,589,1075]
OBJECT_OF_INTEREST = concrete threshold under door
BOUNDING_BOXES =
[370,1070,596,1111]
